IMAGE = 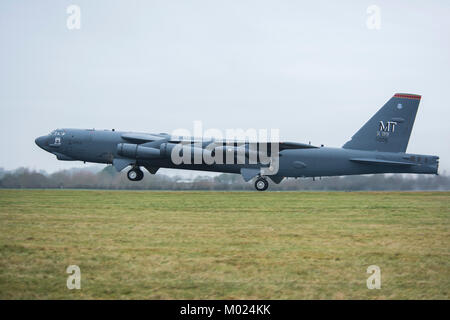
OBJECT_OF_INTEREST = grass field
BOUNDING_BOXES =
[0,190,449,299]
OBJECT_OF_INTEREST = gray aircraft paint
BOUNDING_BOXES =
[35,93,439,190]
[343,93,421,152]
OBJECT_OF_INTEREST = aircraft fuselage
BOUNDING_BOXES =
[35,128,438,189]
[34,93,441,190]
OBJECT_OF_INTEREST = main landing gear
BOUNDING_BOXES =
[127,167,144,181]
[254,177,269,191]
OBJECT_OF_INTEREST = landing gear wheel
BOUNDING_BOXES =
[127,167,144,181]
[136,169,144,181]
[255,177,269,191]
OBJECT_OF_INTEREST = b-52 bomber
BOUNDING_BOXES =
[35,93,439,191]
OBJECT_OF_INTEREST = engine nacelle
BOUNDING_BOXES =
[159,142,178,158]
[117,143,161,159]
[160,142,208,160]
[117,142,214,163]
[214,145,263,159]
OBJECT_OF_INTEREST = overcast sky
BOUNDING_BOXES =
[1,0,449,174]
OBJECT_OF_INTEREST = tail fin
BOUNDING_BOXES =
[342,93,421,153]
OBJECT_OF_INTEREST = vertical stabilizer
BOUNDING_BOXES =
[342,93,421,152]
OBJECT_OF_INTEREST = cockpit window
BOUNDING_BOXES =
[50,129,66,136]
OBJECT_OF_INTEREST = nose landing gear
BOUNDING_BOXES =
[127,167,144,181]
[254,177,269,191]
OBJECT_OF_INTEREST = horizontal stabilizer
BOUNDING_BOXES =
[350,158,415,166]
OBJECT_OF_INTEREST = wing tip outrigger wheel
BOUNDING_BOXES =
[127,167,144,181]
[254,177,269,191]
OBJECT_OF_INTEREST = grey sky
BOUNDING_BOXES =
[1,0,449,174]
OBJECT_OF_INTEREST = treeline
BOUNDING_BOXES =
[0,166,449,191]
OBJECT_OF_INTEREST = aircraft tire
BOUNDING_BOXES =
[255,177,269,191]
[136,168,144,181]
[127,167,144,181]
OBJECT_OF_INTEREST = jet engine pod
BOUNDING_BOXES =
[159,142,178,158]
[160,142,210,163]
[117,143,161,159]
[214,144,264,162]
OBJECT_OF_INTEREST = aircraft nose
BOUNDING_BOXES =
[35,136,47,149]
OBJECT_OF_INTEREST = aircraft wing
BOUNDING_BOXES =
[122,133,319,152]
[278,142,318,150]
[167,138,319,150]
[121,133,168,143]
[350,158,415,166]
[122,133,208,144]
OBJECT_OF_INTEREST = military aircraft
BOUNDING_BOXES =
[35,93,439,191]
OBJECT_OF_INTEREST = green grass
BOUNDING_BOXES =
[0,190,449,299]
